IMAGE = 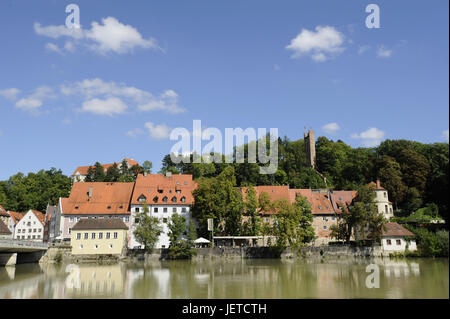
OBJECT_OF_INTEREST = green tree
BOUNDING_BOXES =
[142,160,153,174]
[133,202,162,252]
[167,214,196,259]
[271,196,315,252]
[92,162,106,182]
[376,155,407,208]
[105,163,121,182]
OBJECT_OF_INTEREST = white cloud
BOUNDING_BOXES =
[144,122,171,139]
[377,45,392,58]
[81,97,128,116]
[61,78,184,114]
[358,45,370,54]
[126,128,145,138]
[0,88,20,100]
[34,17,160,55]
[45,42,62,54]
[442,129,449,142]
[351,127,385,147]
[322,122,340,134]
[15,86,54,111]
[286,25,345,62]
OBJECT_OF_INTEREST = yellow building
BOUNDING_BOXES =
[70,218,128,255]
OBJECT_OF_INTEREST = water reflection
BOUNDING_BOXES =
[0,258,448,299]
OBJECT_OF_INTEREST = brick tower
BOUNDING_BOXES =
[304,129,316,168]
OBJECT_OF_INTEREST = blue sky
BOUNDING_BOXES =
[0,0,448,179]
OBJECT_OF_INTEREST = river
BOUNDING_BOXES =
[0,258,448,299]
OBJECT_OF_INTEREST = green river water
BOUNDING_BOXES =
[0,258,448,299]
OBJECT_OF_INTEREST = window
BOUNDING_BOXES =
[163,208,168,213]
[33,229,36,232]
[318,206,322,210]
[113,232,118,239]
[323,226,327,230]
[184,182,188,185]
[172,197,177,203]
[385,205,388,213]
[162,245,166,248]
[265,218,270,223]
[37,235,40,239]
[69,228,72,234]
[124,216,129,222]
[69,217,74,222]
[92,233,96,239]
[84,233,88,239]
[162,196,168,203]
[135,207,140,213]
[163,218,168,223]
[153,196,159,203]
[384,192,387,198]
[386,239,392,245]
[390,207,393,213]
[32,235,36,239]
[176,190,181,194]
[109,244,113,249]
[76,233,81,240]
[98,232,103,239]
[181,207,187,213]
[396,239,401,245]
[138,195,147,202]
[94,244,98,249]
[180,196,186,203]
[107,206,111,210]
[322,216,327,221]
[158,189,163,194]
[331,216,335,221]
[169,190,172,193]
[154,207,158,213]
[80,244,83,249]
[172,207,177,213]
[106,232,110,239]
[29,229,32,232]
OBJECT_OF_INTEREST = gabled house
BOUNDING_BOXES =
[371,222,417,252]
[13,209,45,242]
[129,172,196,249]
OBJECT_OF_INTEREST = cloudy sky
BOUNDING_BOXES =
[0,0,448,179]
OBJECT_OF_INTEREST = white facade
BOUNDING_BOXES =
[130,204,191,249]
[382,237,417,252]
[13,210,44,242]
[374,189,394,219]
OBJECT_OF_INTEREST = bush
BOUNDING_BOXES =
[405,225,449,257]
[436,230,449,257]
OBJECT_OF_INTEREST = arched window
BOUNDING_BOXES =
[138,195,147,202]
[180,196,186,203]
[171,196,177,203]
[162,196,168,203]
[153,196,159,203]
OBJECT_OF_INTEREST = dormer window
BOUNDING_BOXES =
[162,196,168,203]
[184,182,188,185]
[75,206,79,209]
[169,190,172,193]
[158,189,163,194]
[180,196,186,203]
[153,196,159,203]
[107,206,111,210]
[138,195,147,202]
[319,206,322,210]
[176,182,180,185]
[119,205,123,209]
[176,190,181,194]
[171,196,177,203]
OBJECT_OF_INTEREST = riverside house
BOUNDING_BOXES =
[13,209,45,242]
[60,182,134,246]
[377,222,417,252]
[71,158,139,183]
[70,218,129,255]
[129,172,196,249]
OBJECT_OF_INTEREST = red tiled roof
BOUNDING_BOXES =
[331,190,357,213]
[8,211,23,225]
[72,218,129,230]
[310,192,335,215]
[131,174,196,205]
[381,222,415,237]
[72,158,139,176]
[63,182,134,215]
[369,180,385,190]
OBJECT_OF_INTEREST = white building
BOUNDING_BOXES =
[371,180,394,219]
[129,173,196,249]
[13,209,45,242]
[379,222,417,252]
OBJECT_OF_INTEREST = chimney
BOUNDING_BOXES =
[376,179,381,189]
[88,187,93,199]
[144,172,147,177]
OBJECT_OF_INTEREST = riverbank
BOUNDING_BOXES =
[38,244,399,264]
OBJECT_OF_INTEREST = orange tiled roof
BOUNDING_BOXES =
[369,180,385,190]
[8,211,23,225]
[29,210,45,225]
[331,190,358,213]
[381,222,415,237]
[310,192,335,215]
[72,158,139,176]
[131,174,196,205]
[63,182,134,215]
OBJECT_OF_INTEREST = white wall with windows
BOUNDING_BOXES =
[130,204,191,249]
[374,190,394,219]
[13,210,44,242]
[382,237,417,252]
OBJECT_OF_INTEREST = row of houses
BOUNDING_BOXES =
[0,169,415,253]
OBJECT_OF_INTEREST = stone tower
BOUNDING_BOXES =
[304,129,316,168]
